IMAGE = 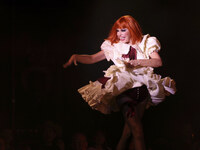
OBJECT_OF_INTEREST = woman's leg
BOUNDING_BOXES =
[126,98,147,150]
[116,122,131,150]
[116,86,148,150]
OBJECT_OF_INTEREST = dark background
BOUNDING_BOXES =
[1,0,200,149]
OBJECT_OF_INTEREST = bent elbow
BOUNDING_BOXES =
[153,59,162,67]
[157,59,163,67]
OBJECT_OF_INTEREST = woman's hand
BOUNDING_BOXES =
[129,60,141,67]
[124,52,162,68]
[63,54,77,68]
[124,60,141,68]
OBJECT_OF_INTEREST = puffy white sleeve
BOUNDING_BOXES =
[146,36,161,56]
[100,40,114,61]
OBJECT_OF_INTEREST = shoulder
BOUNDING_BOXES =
[101,40,112,49]
[146,35,161,48]
[140,34,161,50]
[138,34,161,57]
[100,40,114,61]
[139,34,160,46]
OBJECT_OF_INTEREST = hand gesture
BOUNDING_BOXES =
[63,54,77,68]
[124,60,140,68]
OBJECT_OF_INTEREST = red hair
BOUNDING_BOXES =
[106,15,143,45]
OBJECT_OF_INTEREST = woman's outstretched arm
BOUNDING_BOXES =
[63,51,106,68]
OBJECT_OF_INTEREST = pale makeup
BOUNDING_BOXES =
[116,28,131,44]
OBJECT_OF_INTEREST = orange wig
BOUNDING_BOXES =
[106,15,143,45]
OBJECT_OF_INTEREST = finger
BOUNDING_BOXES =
[74,60,77,66]
[63,63,67,68]
[63,60,71,68]
[63,63,69,68]
[130,61,134,66]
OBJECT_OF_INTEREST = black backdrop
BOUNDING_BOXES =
[1,0,200,148]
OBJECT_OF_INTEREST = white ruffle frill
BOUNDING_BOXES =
[78,65,176,114]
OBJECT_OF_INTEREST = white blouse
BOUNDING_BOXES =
[101,34,161,67]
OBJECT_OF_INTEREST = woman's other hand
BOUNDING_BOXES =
[63,54,77,68]
[124,60,140,68]
[129,60,141,67]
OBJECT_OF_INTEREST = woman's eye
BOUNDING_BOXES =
[121,29,126,32]
[116,29,119,32]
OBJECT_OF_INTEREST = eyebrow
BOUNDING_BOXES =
[116,28,127,31]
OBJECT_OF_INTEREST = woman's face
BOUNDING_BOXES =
[117,28,131,44]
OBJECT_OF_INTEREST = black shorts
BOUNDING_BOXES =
[116,85,149,106]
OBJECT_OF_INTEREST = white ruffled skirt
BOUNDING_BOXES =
[78,65,176,114]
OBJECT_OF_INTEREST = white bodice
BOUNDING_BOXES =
[101,34,161,67]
